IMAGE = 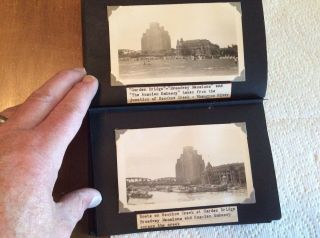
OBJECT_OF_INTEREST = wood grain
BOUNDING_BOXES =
[0,1,97,237]
[0,0,83,111]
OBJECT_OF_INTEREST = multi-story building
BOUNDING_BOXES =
[175,146,246,186]
[176,38,220,58]
[202,162,246,186]
[141,22,171,54]
[175,146,205,184]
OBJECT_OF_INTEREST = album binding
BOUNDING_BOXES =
[82,0,281,236]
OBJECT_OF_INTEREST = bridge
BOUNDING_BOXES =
[126,177,177,186]
[152,177,176,185]
[126,177,152,184]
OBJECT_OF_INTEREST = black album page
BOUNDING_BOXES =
[82,0,268,106]
[89,102,281,236]
[84,0,280,236]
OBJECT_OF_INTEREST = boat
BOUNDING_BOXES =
[129,191,153,199]
[185,185,228,193]
[172,186,192,193]
[228,185,241,190]
[166,187,173,192]
[210,184,228,192]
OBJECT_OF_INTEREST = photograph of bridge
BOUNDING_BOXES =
[108,2,245,86]
[115,123,255,213]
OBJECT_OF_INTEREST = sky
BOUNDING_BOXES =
[116,123,250,179]
[108,3,241,50]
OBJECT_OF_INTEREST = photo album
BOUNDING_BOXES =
[82,0,281,236]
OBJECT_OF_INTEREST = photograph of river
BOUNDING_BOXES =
[108,2,245,85]
[116,123,255,213]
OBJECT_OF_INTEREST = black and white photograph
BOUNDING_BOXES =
[108,2,245,86]
[116,123,255,213]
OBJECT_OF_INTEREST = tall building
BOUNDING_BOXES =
[176,38,220,58]
[175,146,205,184]
[141,22,171,54]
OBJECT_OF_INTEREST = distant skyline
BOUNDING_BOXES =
[108,3,241,51]
[116,123,250,180]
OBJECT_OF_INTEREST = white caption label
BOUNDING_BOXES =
[136,206,238,230]
[126,84,231,104]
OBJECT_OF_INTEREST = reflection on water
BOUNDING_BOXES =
[128,189,247,206]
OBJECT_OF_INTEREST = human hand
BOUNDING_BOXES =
[0,69,102,238]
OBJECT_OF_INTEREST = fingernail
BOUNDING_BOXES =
[82,75,97,83]
[73,67,87,74]
[88,194,102,208]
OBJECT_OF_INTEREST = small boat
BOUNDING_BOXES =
[129,191,153,199]
[228,185,241,190]
[172,186,193,193]
[210,184,228,192]
[166,187,173,192]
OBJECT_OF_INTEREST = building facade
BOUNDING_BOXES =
[219,45,238,57]
[141,22,171,54]
[175,146,205,184]
[176,38,220,58]
[202,163,246,186]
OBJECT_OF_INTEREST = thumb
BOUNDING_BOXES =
[57,188,102,229]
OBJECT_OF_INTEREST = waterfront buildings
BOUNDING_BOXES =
[176,38,220,58]
[120,23,237,60]
[126,146,246,187]
[175,146,246,186]
[219,45,238,57]
[201,162,246,186]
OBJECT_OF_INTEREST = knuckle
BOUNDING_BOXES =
[62,102,86,117]
[56,69,75,79]
[55,68,85,80]
[28,89,57,105]
[72,192,87,221]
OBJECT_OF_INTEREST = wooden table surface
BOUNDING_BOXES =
[0,1,101,237]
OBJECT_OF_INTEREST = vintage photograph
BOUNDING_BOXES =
[115,123,255,213]
[108,2,245,86]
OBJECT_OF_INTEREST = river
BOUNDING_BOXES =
[128,189,248,206]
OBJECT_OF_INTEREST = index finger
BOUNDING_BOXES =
[35,75,98,164]
[11,68,87,129]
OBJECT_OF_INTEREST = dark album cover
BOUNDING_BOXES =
[83,0,281,236]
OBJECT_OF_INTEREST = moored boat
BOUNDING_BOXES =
[129,191,153,199]
[210,184,228,192]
